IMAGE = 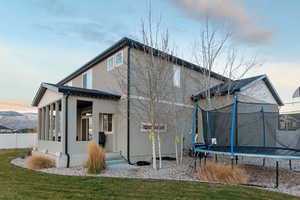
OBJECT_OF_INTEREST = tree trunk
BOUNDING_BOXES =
[175,138,179,165]
[180,133,183,165]
[157,131,162,169]
[152,133,157,170]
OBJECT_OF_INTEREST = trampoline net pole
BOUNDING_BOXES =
[191,104,198,150]
[230,95,238,154]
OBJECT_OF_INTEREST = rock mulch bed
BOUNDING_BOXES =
[11,156,300,197]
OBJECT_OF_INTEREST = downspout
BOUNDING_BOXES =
[127,46,132,164]
[65,94,70,168]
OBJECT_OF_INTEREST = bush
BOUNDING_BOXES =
[86,141,106,174]
[19,150,32,159]
[25,155,55,170]
[196,161,249,185]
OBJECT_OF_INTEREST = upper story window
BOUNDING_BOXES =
[107,57,114,71]
[115,52,123,66]
[83,70,92,89]
[173,65,181,88]
[107,50,123,71]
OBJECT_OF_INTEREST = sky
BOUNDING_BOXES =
[0,0,300,105]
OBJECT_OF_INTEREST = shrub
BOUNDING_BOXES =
[86,141,106,174]
[19,150,32,159]
[196,161,249,185]
[25,155,55,170]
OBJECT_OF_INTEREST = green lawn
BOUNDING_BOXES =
[0,149,298,200]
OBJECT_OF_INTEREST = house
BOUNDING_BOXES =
[31,37,281,167]
[279,87,300,130]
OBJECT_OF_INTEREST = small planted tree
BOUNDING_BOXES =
[114,7,177,169]
[192,16,261,108]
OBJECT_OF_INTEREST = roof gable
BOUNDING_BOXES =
[192,74,283,106]
[57,37,228,86]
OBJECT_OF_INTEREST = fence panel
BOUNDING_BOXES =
[0,133,38,149]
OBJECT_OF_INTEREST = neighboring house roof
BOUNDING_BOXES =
[191,74,284,106]
[57,37,228,86]
[32,83,121,106]
[292,87,300,98]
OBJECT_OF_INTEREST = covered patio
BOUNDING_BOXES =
[32,83,122,167]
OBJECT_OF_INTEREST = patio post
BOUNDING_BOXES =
[55,101,60,142]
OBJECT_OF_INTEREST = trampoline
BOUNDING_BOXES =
[191,96,300,159]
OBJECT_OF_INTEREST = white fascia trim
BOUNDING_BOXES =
[129,95,194,108]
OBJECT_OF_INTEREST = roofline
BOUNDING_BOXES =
[191,74,284,106]
[57,37,228,86]
[32,83,121,107]
[239,74,283,106]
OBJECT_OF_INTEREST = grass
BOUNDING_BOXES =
[0,149,298,200]
[25,155,55,170]
[86,141,106,174]
[196,161,249,185]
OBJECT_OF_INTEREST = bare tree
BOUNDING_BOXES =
[193,17,261,108]
[114,8,176,170]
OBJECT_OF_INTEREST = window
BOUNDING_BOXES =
[173,66,181,88]
[83,70,92,89]
[102,113,113,132]
[80,113,92,141]
[279,114,300,130]
[141,123,167,132]
[107,51,123,71]
[115,52,123,66]
[107,57,114,71]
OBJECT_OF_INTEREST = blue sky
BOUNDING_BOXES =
[0,0,300,105]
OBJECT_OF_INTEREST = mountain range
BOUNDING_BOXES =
[0,102,37,130]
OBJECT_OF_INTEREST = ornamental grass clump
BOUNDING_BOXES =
[25,155,55,170]
[86,141,106,174]
[196,161,249,185]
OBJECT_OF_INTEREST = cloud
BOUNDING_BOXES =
[172,0,273,44]
[247,62,300,102]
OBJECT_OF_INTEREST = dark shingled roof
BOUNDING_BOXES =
[57,37,228,86]
[191,75,284,106]
[32,83,121,106]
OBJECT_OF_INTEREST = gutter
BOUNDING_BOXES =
[65,94,70,168]
[127,46,132,164]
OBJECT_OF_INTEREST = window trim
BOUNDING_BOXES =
[107,56,114,71]
[114,51,123,67]
[140,122,167,133]
[101,113,113,134]
[173,65,181,88]
[82,70,93,89]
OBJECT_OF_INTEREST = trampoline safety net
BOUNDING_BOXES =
[199,100,300,156]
